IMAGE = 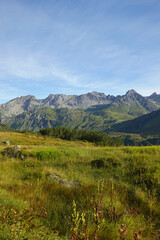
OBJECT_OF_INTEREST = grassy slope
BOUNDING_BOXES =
[0,132,160,239]
[5,106,135,132]
[110,109,160,137]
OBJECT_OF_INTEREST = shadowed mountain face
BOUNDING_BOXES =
[147,92,160,103]
[0,90,160,132]
[109,108,160,136]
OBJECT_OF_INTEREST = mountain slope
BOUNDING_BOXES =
[0,92,114,117]
[1,106,136,132]
[107,90,160,116]
[147,92,160,103]
[3,108,88,132]
[109,108,160,136]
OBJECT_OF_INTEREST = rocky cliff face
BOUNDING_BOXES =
[0,95,40,117]
[0,91,115,117]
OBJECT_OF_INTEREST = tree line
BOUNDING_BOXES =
[39,127,123,146]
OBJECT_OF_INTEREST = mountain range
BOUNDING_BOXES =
[0,89,160,133]
[0,91,114,117]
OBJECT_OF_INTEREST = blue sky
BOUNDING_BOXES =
[0,0,160,103]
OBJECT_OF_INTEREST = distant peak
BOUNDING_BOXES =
[87,91,106,96]
[86,91,98,94]
[45,94,54,100]
[125,89,138,97]
[25,95,36,99]
[151,92,158,96]
[91,91,100,94]
[126,89,137,94]
[48,94,54,97]
[14,95,36,100]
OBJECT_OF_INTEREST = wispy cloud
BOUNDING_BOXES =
[51,68,83,87]
[0,56,47,80]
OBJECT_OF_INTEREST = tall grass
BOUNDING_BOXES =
[0,132,160,239]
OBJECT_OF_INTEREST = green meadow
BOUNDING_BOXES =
[0,132,160,239]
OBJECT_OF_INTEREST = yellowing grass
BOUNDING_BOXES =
[0,132,160,239]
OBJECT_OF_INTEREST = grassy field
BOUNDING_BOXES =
[0,132,160,239]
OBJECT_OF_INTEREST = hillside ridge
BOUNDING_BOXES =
[109,108,160,136]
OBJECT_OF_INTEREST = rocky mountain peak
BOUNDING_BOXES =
[45,94,55,100]
[119,90,139,103]
[85,91,107,100]
[90,91,106,96]
[150,92,158,96]
[147,92,160,103]
[125,89,137,96]
[9,95,36,103]
[24,95,36,99]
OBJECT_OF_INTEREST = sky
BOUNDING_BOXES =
[0,0,160,103]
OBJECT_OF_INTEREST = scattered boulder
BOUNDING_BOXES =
[105,158,120,168]
[14,145,21,150]
[91,158,120,169]
[91,159,104,169]
[1,141,10,145]
[1,145,24,159]
[46,174,81,188]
